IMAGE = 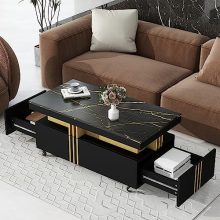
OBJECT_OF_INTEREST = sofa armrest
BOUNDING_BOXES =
[40,14,92,88]
[199,39,215,70]
[136,21,209,72]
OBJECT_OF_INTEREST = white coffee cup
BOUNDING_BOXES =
[70,82,80,92]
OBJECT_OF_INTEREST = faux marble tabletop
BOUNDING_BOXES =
[29,80,181,149]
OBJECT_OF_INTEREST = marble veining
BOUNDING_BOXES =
[29,80,180,148]
[108,0,220,38]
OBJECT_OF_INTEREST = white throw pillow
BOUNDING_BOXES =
[90,9,138,53]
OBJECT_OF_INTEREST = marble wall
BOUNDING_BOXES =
[108,0,220,38]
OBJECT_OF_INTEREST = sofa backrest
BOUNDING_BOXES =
[199,39,215,70]
[40,14,92,88]
[135,21,209,72]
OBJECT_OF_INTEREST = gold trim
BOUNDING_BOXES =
[75,126,163,154]
[48,116,70,129]
[194,165,198,193]
[75,127,82,165]
[89,131,144,154]
[72,125,76,164]
[199,162,203,189]
[68,135,71,162]
[197,163,201,191]
[48,116,74,163]
[48,116,164,163]
[76,138,79,165]
[197,162,203,190]
[196,164,199,191]
[194,162,203,193]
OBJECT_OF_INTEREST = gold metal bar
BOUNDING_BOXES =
[200,162,203,188]
[199,162,203,189]
[68,134,72,162]
[194,165,198,193]
[75,126,162,154]
[199,162,202,190]
[48,116,163,159]
[47,116,74,163]
[87,131,143,154]
[197,162,201,191]
[196,163,200,192]
[148,138,160,151]
[48,116,70,128]
[72,125,76,164]
[75,127,82,165]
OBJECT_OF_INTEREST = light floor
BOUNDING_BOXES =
[0,1,220,219]
[0,180,77,220]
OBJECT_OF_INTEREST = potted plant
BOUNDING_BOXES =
[101,84,126,121]
[19,0,62,66]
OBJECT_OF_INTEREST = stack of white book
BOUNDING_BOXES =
[154,148,192,180]
[61,86,91,99]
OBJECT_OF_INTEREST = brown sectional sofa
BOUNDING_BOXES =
[40,14,218,144]
[40,14,208,106]
[161,39,220,145]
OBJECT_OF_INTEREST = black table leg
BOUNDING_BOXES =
[42,150,47,156]
[126,186,145,194]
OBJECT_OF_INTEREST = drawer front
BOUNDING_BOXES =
[36,119,69,160]
[178,149,216,207]
[78,135,139,188]
[141,147,216,207]
[201,149,216,186]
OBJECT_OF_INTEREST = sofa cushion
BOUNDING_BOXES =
[90,9,138,53]
[197,37,220,87]
[161,74,220,130]
[199,39,215,70]
[62,52,192,105]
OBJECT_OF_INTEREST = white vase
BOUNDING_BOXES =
[108,104,119,121]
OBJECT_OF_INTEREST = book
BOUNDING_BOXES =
[154,160,192,179]
[61,86,91,99]
[25,112,46,125]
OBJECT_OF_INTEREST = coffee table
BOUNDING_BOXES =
[5,80,216,207]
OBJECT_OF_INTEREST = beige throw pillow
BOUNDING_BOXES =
[197,37,220,87]
[90,9,138,53]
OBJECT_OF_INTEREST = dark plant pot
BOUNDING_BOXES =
[34,44,40,67]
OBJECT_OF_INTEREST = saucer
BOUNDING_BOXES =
[67,87,83,94]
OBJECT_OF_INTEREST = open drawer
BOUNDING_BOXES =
[4,91,46,137]
[141,147,216,207]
